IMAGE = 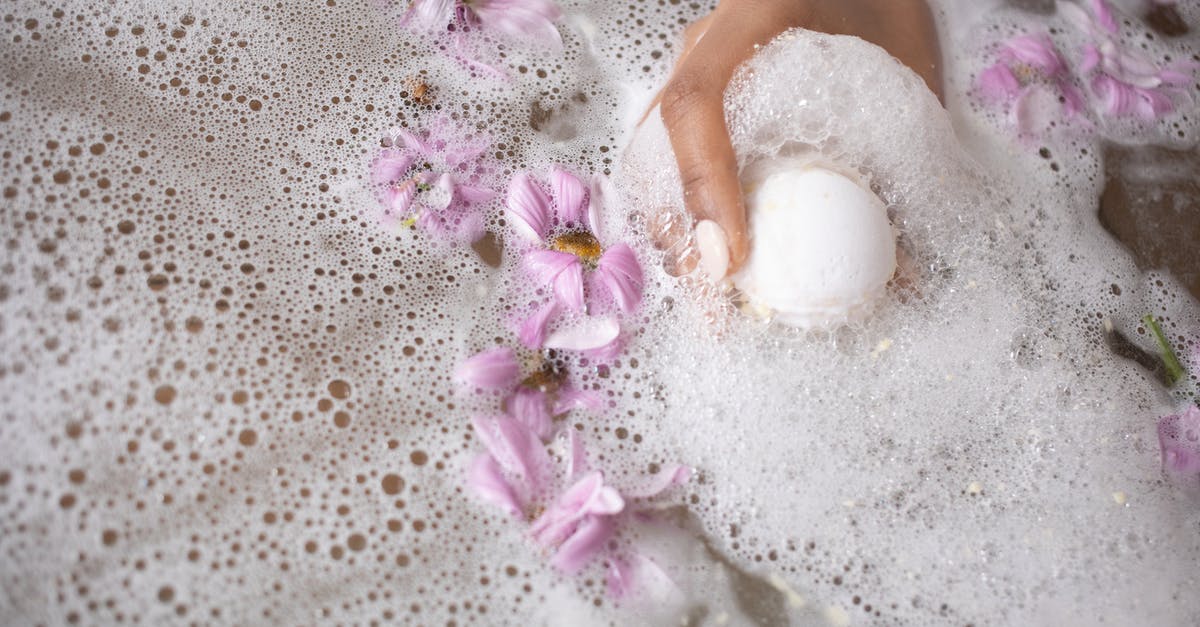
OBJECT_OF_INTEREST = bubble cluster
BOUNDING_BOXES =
[0,0,1198,626]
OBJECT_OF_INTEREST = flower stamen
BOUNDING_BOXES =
[551,230,603,267]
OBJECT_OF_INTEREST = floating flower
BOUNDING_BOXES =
[456,344,603,439]
[468,422,691,577]
[401,0,564,49]
[1062,0,1197,119]
[371,119,495,242]
[1158,404,1200,481]
[976,34,1087,133]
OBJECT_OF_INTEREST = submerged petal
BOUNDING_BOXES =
[373,150,416,185]
[1158,405,1200,475]
[468,453,523,517]
[978,63,1021,101]
[550,166,587,225]
[1003,34,1066,76]
[594,243,644,313]
[471,414,551,492]
[550,515,617,574]
[455,347,520,390]
[523,250,585,311]
[517,301,559,349]
[531,471,624,548]
[543,315,621,352]
[506,172,553,243]
[625,465,691,499]
[508,387,553,441]
[471,0,564,48]
[404,0,456,29]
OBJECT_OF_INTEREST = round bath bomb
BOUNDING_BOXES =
[732,160,896,328]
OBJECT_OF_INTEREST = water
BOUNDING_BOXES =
[0,1,1198,625]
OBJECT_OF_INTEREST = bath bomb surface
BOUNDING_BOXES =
[732,161,897,328]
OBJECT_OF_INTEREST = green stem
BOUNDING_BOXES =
[1143,314,1185,386]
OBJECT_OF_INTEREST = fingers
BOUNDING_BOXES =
[637,14,712,127]
[659,2,803,278]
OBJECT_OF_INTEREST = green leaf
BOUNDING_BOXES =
[1143,314,1185,386]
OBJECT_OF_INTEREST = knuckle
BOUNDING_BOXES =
[659,74,710,124]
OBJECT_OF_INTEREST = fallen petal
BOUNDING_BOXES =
[506,172,553,243]
[468,453,523,517]
[543,315,621,352]
[455,347,520,391]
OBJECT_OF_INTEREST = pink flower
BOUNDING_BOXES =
[976,34,1087,133]
[370,119,495,241]
[456,345,603,439]
[402,0,563,49]
[467,426,692,578]
[1158,405,1200,479]
[1062,0,1197,119]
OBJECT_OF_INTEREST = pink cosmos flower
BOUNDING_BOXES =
[977,34,1087,134]
[505,167,644,354]
[1061,0,1197,119]
[402,0,563,48]
[468,423,691,577]
[456,345,603,439]
[371,119,495,242]
[1158,404,1200,481]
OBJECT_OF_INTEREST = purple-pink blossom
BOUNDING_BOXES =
[976,34,1086,134]
[467,424,691,579]
[371,119,495,241]
[1158,404,1200,480]
[402,0,563,48]
[1062,0,1197,119]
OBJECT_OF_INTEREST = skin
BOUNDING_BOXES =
[655,0,944,276]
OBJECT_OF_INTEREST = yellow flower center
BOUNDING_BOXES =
[550,230,603,266]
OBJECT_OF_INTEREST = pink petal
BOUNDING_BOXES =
[1079,44,1101,74]
[583,333,626,363]
[403,0,455,29]
[594,243,644,313]
[550,166,587,225]
[625,465,691,499]
[457,184,496,205]
[551,387,604,416]
[384,181,417,217]
[396,128,432,154]
[506,172,553,243]
[471,0,564,49]
[550,515,616,574]
[471,414,551,492]
[1090,0,1118,34]
[531,471,624,547]
[543,315,621,352]
[468,453,522,517]
[508,387,553,440]
[1158,405,1200,475]
[518,301,559,349]
[607,554,677,601]
[563,428,588,478]
[586,175,614,238]
[444,141,489,170]
[1059,83,1087,118]
[1003,35,1065,76]
[372,150,416,185]
[523,250,585,311]
[978,63,1021,101]
[455,347,520,390]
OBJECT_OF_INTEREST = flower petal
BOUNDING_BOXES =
[550,515,617,574]
[468,453,522,517]
[518,301,559,349]
[594,243,644,313]
[506,172,553,243]
[384,181,417,218]
[403,0,455,29]
[523,250,585,311]
[373,150,416,185]
[543,315,621,352]
[1158,405,1200,476]
[978,63,1020,101]
[552,387,604,416]
[550,166,587,225]
[455,347,520,391]
[508,387,553,440]
[531,471,624,548]
[471,414,551,492]
[625,465,692,499]
[1090,0,1118,34]
[471,0,564,49]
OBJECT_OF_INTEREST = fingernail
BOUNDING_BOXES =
[694,219,729,281]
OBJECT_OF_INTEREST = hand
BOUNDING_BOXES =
[654,0,944,280]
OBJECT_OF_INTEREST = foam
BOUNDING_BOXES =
[0,1,1198,625]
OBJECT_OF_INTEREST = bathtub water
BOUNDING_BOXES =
[0,1,1197,625]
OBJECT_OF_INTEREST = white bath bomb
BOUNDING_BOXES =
[732,160,896,328]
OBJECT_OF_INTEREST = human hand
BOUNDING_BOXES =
[652,0,944,280]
